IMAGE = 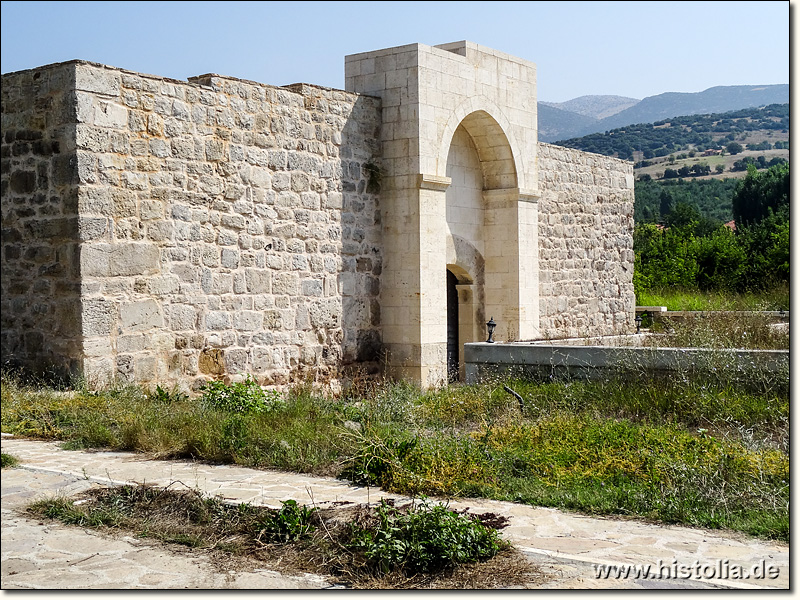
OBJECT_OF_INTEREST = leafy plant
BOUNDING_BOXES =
[148,385,188,404]
[252,499,316,543]
[348,498,505,574]
[200,376,283,414]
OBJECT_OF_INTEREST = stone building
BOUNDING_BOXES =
[1,41,635,390]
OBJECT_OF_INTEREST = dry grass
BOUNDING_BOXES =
[28,484,546,589]
[650,312,789,350]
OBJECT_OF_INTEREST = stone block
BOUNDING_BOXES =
[120,299,163,332]
[134,355,158,381]
[272,272,298,296]
[224,348,249,374]
[106,243,160,276]
[77,217,109,241]
[82,298,116,336]
[198,348,225,376]
[117,334,147,353]
[93,101,128,128]
[301,278,323,297]
[75,66,121,96]
[205,311,231,331]
[235,311,264,331]
[245,268,271,294]
[221,248,240,269]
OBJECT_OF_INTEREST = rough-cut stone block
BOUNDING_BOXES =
[198,347,225,376]
[205,311,231,331]
[120,299,163,332]
[82,298,116,336]
[108,243,160,276]
[75,65,121,96]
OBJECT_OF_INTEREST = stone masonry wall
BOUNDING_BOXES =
[537,142,635,339]
[2,61,383,390]
[1,64,83,377]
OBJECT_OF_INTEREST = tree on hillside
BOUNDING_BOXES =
[731,162,790,290]
[659,190,672,219]
[665,201,701,230]
[725,142,743,155]
[731,162,789,227]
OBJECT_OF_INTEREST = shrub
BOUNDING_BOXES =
[348,498,505,574]
[252,499,316,543]
[200,376,283,414]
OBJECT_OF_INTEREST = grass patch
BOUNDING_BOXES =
[2,357,788,542]
[27,485,536,589]
[358,413,788,540]
[1,452,20,468]
[1,376,348,474]
[636,284,789,311]
[648,311,789,350]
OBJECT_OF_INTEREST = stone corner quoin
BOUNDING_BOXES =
[0,42,635,391]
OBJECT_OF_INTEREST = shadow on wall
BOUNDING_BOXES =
[1,64,84,384]
[336,93,384,375]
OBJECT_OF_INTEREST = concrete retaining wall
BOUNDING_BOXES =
[465,341,789,383]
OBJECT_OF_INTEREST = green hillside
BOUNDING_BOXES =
[553,104,789,225]
[555,104,788,160]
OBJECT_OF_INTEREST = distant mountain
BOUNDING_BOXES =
[541,95,639,120]
[554,103,789,161]
[538,84,789,142]
[537,104,598,145]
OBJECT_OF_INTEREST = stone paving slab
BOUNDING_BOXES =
[1,437,788,590]
[1,468,331,589]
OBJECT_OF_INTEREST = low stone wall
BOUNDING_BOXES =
[537,143,636,339]
[464,341,789,383]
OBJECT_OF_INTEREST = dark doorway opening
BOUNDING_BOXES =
[446,270,459,382]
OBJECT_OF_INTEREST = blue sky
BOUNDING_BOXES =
[0,1,790,102]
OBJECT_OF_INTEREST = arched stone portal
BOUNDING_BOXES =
[444,112,528,379]
[346,41,541,387]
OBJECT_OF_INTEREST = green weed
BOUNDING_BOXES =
[1,452,19,468]
[27,484,523,588]
[252,499,316,543]
[347,498,506,575]
[200,376,284,414]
